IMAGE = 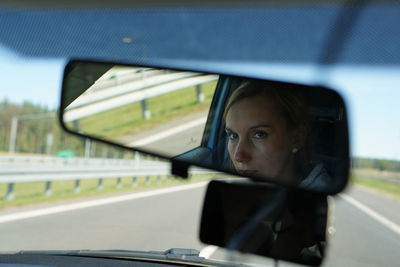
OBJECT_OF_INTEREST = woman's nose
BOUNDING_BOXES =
[234,140,251,163]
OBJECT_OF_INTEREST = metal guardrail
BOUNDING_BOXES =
[90,68,160,92]
[64,74,218,122]
[3,70,219,200]
[0,155,141,167]
[0,156,215,201]
[67,70,202,109]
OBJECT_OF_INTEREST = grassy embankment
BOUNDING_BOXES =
[0,174,219,209]
[351,168,400,199]
[0,81,219,209]
[77,81,217,139]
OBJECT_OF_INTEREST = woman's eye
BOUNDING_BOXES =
[226,131,238,140]
[254,131,267,139]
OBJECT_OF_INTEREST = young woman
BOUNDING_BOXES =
[223,80,328,263]
[223,79,330,190]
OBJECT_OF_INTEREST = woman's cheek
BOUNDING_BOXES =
[227,141,235,159]
[254,140,271,157]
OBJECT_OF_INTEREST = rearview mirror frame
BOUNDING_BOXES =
[59,59,350,195]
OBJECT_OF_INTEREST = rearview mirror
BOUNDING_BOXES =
[60,60,349,194]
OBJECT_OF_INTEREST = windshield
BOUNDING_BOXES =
[0,3,399,267]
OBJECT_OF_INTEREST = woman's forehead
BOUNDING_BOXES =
[226,95,285,127]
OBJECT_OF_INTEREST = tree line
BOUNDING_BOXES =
[1,99,400,169]
[0,99,131,158]
[352,157,400,172]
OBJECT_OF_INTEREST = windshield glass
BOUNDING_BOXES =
[0,3,399,267]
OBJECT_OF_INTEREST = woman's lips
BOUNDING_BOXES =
[237,169,258,176]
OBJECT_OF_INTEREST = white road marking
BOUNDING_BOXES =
[199,245,219,258]
[327,196,336,236]
[0,182,208,224]
[127,117,207,147]
[339,193,400,236]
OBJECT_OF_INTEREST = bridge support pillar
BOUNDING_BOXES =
[141,99,151,120]
[97,178,104,191]
[44,181,52,197]
[5,183,15,201]
[116,177,122,189]
[74,179,81,194]
[196,84,204,103]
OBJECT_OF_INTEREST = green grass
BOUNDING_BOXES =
[77,81,217,139]
[351,176,400,198]
[0,174,216,209]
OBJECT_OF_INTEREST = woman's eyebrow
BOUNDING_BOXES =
[250,124,272,129]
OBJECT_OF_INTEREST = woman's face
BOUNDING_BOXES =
[225,95,297,183]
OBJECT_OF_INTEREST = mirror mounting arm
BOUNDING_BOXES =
[171,160,189,179]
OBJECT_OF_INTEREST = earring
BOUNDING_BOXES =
[292,148,298,154]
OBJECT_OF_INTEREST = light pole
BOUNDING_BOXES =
[8,116,18,154]
[8,113,56,154]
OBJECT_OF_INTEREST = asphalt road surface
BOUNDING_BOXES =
[0,181,399,267]
[122,112,207,157]
[146,124,205,155]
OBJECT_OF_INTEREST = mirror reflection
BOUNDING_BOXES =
[63,65,218,155]
[61,61,349,193]
[223,81,329,189]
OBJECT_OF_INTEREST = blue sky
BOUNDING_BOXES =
[329,68,400,161]
[1,46,399,160]
[0,46,65,109]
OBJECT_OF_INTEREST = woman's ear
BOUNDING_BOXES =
[291,126,307,151]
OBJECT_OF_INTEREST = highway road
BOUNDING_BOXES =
[0,181,399,267]
[321,187,400,267]
[2,82,397,266]
[1,115,399,266]
[147,124,205,155]
[123,112,208,156]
